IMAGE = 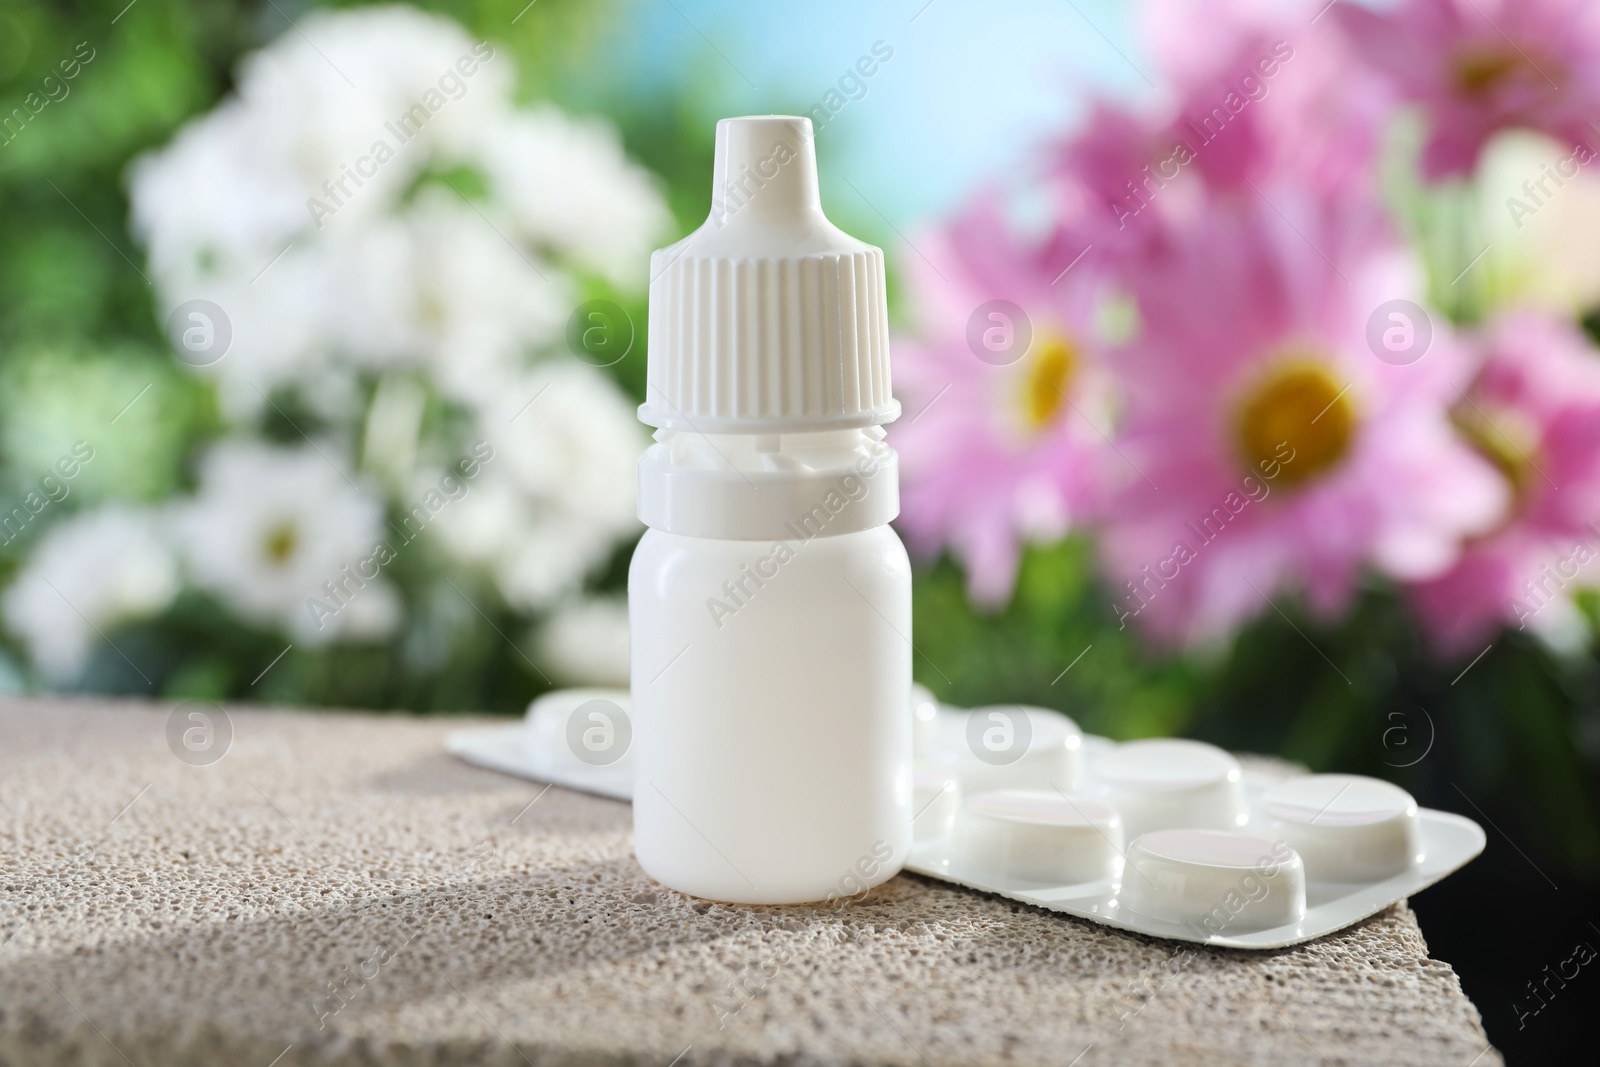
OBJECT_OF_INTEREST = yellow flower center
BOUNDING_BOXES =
[418,288,447,330]
[1233,359,1355,488]
[1451,42,1562,101]
[262,521,299,565]
[1019,334,1078,432]
[1453,45,1524,97]
[1452,403,1539,504]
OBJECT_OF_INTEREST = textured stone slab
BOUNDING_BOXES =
[0,697,1500,1066]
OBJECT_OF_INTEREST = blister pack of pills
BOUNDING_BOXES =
[447,688,635,801]
[447,686,1484,948]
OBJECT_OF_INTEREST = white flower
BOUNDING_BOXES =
[118,5,672,656]
[3,506,179,681]
[432,469,617,610]
[236,5,512,206]
[130,4,512,272]
[128,5,670,413]
[477,107,672,288]
[425,468,524,567]
[486,359,642,529]
[128,1,672,424]
[431,359,644,609]
[536,596,630,686]
[161,245,336,421]
[176,440,400,641]
[127,101,306,285]
[1478,129,1600,315]
[495,511,622,609]
[321,190,570,401]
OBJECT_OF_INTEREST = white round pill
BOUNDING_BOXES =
[912,766,960,844]
[527,688,632,768]
[1091,738,1246,841]
[1256,774,1420,882]
[952,789,1123,885]
[1121,829,1305,934]
[944,706,1084,795]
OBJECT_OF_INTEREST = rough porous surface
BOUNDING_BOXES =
[0,697,1500,1066]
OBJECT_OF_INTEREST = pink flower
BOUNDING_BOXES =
[890,200,1114,605]
[1409,312,1600,654]
[1142,0,1390,194]
[1099,193,1507,645]
[1051,100,1212,256]
[1055,0,1387,255]
[1337,0,1600,178]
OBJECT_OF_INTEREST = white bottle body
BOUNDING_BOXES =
[629,524,912,904]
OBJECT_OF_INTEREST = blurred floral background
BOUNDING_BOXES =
[3,0,1599,1055]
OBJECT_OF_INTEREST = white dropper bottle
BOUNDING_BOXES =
[629,115,912,904]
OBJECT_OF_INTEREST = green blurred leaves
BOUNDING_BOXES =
[0,342,215,505]
[910,538,1198,741]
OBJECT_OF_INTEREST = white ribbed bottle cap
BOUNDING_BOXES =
[640,116,899,433]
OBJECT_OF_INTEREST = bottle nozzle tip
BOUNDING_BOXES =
[710,115,820,228]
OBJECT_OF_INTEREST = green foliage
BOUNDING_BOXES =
[0,343,215,503]
[911,538,1199,741]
